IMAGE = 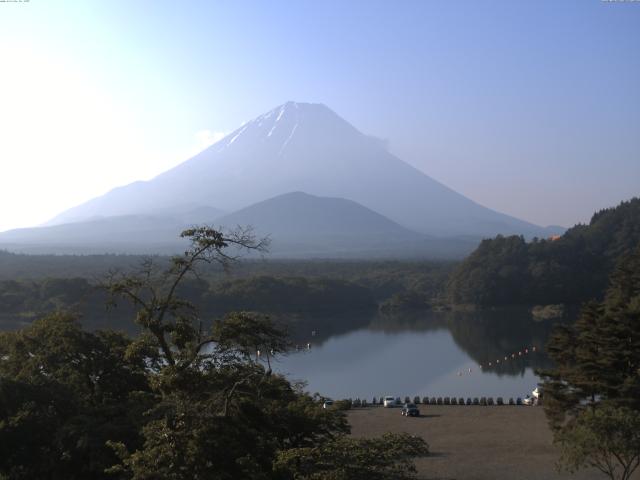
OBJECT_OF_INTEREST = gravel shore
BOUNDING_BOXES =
[348,405,614,480]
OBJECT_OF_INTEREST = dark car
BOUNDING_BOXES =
[401,403,420,417]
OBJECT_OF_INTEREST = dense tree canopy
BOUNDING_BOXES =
[0,313,152,479]
[274,432,429,480]
[541,244,640,479]
[0,227,429,479]
[447,198,640,306]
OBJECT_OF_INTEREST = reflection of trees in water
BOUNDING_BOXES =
[2,291,564,378]
[446,309,557,375]
[368,308,564,377]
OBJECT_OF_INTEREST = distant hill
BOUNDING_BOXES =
[215,192,429,257]
[446,198,640,306]
[218,192,418,239]
[0,192,479,258]
[215,192,479,258]
[46,101,557,239]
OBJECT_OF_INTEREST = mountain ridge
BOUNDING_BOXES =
[46,101,557,239]
[0,191,480,258]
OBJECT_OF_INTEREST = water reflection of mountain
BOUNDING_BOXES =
[294,308,562,377]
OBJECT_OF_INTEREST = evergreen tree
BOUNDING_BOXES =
[541,244,640,479]
[448,198,640,306]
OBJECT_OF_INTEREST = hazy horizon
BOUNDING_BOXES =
[1,1,638,232]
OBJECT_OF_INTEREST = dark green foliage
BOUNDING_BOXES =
[204,276,375,315]
[96,228,354,479]
[0,246,455,327]
[1,226,431,479]
[0,313,152,479]
[448,198,640,306]
[0,249,161,280]
[378,290,431,313]
[273,432,429,480]
[0,275,375,333]
[541,245,640,479]
[541,245,640,427]
[0,260,456,332]
[556,405,640,480]
[107,368,350,480]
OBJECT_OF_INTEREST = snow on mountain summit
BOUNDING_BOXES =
[211,102,365,158]
[46,101,550,238]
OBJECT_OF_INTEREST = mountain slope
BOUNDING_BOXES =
[214,191,428,257]
[217,191,420,240]
[0,192,479,258]
[0,215,189,254]
[48,102,554,238]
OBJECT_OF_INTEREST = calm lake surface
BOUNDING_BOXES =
[274,309,559,400]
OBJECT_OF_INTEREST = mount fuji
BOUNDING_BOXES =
[1,102,561,257]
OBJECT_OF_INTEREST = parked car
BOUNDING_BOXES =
[383,396,397,408]
[401,403,420,417]
[322,400,334,409]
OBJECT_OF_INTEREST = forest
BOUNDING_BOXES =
[446,198,640,307]
[1,201,640,479]
[0,227,430,479]
[2,199,639,336]
[0,257,453,333]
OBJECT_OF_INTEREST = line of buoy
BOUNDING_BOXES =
[456,345,538,377]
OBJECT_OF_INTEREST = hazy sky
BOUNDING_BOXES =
[1,0,638,232]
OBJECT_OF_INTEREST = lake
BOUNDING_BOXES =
[273,309,560,400]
